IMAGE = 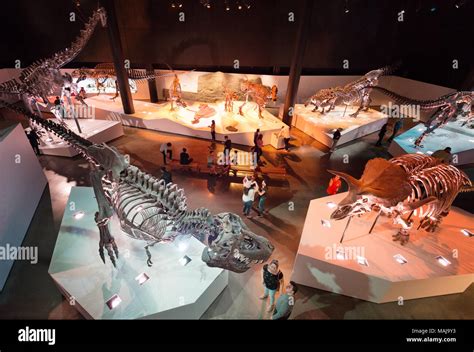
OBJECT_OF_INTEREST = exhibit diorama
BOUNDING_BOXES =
[0,0,473,322]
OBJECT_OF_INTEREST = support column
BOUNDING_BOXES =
[103,0,134,114]
[282,0,313,125]
[147,64,159,103]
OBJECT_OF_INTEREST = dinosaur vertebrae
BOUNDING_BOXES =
[109,166,212,243]
[390,154,471,219]
[0,7,106,98]
[73,63,158,83]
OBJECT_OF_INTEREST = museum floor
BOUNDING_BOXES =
[1,119,473,320]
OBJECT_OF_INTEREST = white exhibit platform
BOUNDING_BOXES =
[37,118,124,157]
[48,187,228,319]
[87,95,287,146]
[292,104,388,147]
[388,122,474,166]
[0,124,47,291]
[291,193,474,303]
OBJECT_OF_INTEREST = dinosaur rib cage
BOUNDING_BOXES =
[390,154,471,219]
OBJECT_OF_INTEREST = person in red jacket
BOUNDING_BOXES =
[327,175,342,195]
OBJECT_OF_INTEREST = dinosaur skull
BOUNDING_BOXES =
[328,158,413,221]
[86,143,129,181]
[201,213,274,273]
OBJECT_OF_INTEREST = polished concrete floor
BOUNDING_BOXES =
[0,114,473,320]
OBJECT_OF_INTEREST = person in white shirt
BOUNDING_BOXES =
[242,184,257,218]
[160,142,172,165]
[243,175,258,189]
[278,126,291,151]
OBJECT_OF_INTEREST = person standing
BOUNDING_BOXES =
[375,123,388,146]
[207,149,217,175]
[160,166,172,185]
[253,129,260,146]
[255,134,264,163]
[224,136,232,163]
[326,175,342,195]
[260,259,284,312]
[278,125,291,151]
[387,119,403,143]
[272,281,298,320]
[242,183,257,218]
[257,180,268,217]
[209,120,216,141]
[160,142,173,165]
[26,129,41,156]
[330,128,342,152]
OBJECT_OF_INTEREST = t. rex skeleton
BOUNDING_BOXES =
[368,86,474,147]
[0,100,274,273]
[305,65,395,117]
[238,80,278,119]
[0,7,107,127]
[329,154,472,245]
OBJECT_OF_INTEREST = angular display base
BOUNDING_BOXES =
[292,104,388,147]
[0,124,47,291]
[388,122,474,166]
[87,95,286,146]
[48,187,228,319]
[291,193,474,303]
[37,119,124,157]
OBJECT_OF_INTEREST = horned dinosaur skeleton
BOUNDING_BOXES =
[304,65,395,118]
[0,99,274,272]
[329,154,472,245]
[238,80,278,119]
[368,86,474,147]
[0,7,107,131]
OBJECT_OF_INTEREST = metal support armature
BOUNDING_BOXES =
[339,216,353,243]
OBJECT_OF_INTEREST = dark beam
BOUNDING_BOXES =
[103,0,134,114]
[282,0,313,125]
[147,64,159,103]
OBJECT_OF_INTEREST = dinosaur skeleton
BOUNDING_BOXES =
[0,7,107,131]
[329,154,472,245]
[368,86,474,147]
[238,80,278,119]
[304,65,395,118]
[71,63,174,101]
[0,100,274,272]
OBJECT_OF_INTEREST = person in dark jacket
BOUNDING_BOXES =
[179,148,194,165]
[259,259,284,312]
[387,119,403,143]
[160,166,172,184]
[272,281,298,320]
[375,123,388,146]
[26,129,41,155]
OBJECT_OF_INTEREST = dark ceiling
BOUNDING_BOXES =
[0,0,472,89]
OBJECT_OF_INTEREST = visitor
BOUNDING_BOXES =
[180,148,194,165]
[278,125,291,151]
[272,281,298,320]
[326,175,342,195]
[431,147,453,164]
[160,142,173,165]
[242,183,257,218]
[160,166,172,185]
[255,134,264,163]
[230,150,239,166]
[209,120,216,141]
[253,129,260,146]
[207,149,217,175]
[243,175,257,189]
[26,129,41,156]
[260,259,284,312]
[224,136,232,163]
[387,119,403,143]
[375,123,388,146]
[330,128,342,152]
[77,87,88,106]
[53,96,61,107]
[257,180,268,217]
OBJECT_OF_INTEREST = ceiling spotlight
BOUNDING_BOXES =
[238,5,242,10]
[430,6,437,12]
[171,2,176,8]
[344,8,350,13]
[226,6,230,10]
[207,4,211,8]
[178,3,183,8]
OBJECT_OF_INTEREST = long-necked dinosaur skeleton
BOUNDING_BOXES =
[0,7,107,132]
[0,99,274,272]
[368,86,474,147]
[329,154,472,245]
